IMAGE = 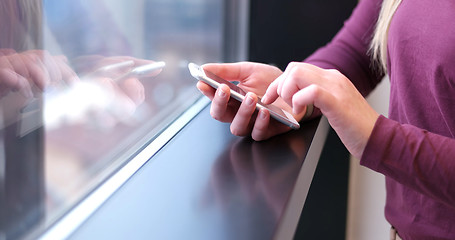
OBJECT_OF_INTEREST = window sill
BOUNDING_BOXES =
[40,99,330,240]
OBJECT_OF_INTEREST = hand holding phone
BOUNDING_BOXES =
[189,63,300,129]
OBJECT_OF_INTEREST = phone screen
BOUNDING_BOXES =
[188,63,300,129]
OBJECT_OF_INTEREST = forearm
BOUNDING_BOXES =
[304,0,384,97]
[362,116,455,209]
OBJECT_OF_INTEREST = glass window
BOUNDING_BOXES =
[0,0,241,238]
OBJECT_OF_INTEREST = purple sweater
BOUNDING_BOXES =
[305,0,455,239]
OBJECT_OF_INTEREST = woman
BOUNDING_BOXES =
[197,0,455,239]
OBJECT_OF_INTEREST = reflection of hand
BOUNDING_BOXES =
[74,55,163,106]
[0,49,78,99]
[196,62,306,141]
[209,134,306,219]
[262,62,379,159]
[45,56,164,129]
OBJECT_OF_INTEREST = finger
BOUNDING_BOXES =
[25,56,51,90]
[38,51,60,84]
[53,56,79,85]
[292,84,337,116]
[23,51,56,89]
[202,63,243,82]
[0,68,33,98]
[261,78,280,104]
[11,51,50,91]
[0,48,15,56]
[202,62,255,83]
[280,67,303,104]
[0,56,33,97]
[278,63,322,106]
[276,62,300,97]
[120,77,145,105]
[210,84,232,122]
[251,108,271,141]
[263,62,300,106]
[8,54,31,80]
[230,92,257,136]
[196,81,215,100]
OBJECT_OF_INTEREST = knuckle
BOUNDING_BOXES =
[285,62,301,76]
[286,62,295,69]
[326,68,341,75]
[287,61,300,69]
[212,92,228,105]
[239,102,256,115]
[280,88,293,101]
[325,69,347,82]
[307,84,322,98]
[28,54,41,64]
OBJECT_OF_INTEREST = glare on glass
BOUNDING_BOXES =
[0,0,223,238]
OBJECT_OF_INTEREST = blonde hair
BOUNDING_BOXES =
[370,0,402,73]
[0,0,43,51]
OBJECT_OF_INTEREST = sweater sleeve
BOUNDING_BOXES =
[361,116,455,209]
[304,0,384,97]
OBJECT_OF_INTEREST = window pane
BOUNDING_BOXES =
[0,0,226,238]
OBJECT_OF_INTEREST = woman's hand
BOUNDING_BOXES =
[0,49,78,98]
[262,62,379,159]
[196,62,307,141]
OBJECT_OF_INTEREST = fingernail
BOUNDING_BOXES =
[261,95,268,104]
[259,109,267,119]
[218,88,226,97]
[245,93,254,105]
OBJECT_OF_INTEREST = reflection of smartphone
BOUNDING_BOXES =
[86,61,166,81]
[114,61,166,81]
[188,63,300,129]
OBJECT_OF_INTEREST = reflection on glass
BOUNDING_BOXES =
[0,0,223,239]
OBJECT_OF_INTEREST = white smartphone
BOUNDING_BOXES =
[188,63,300,129]
[85,61,166,81]
[117,61,166,80]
